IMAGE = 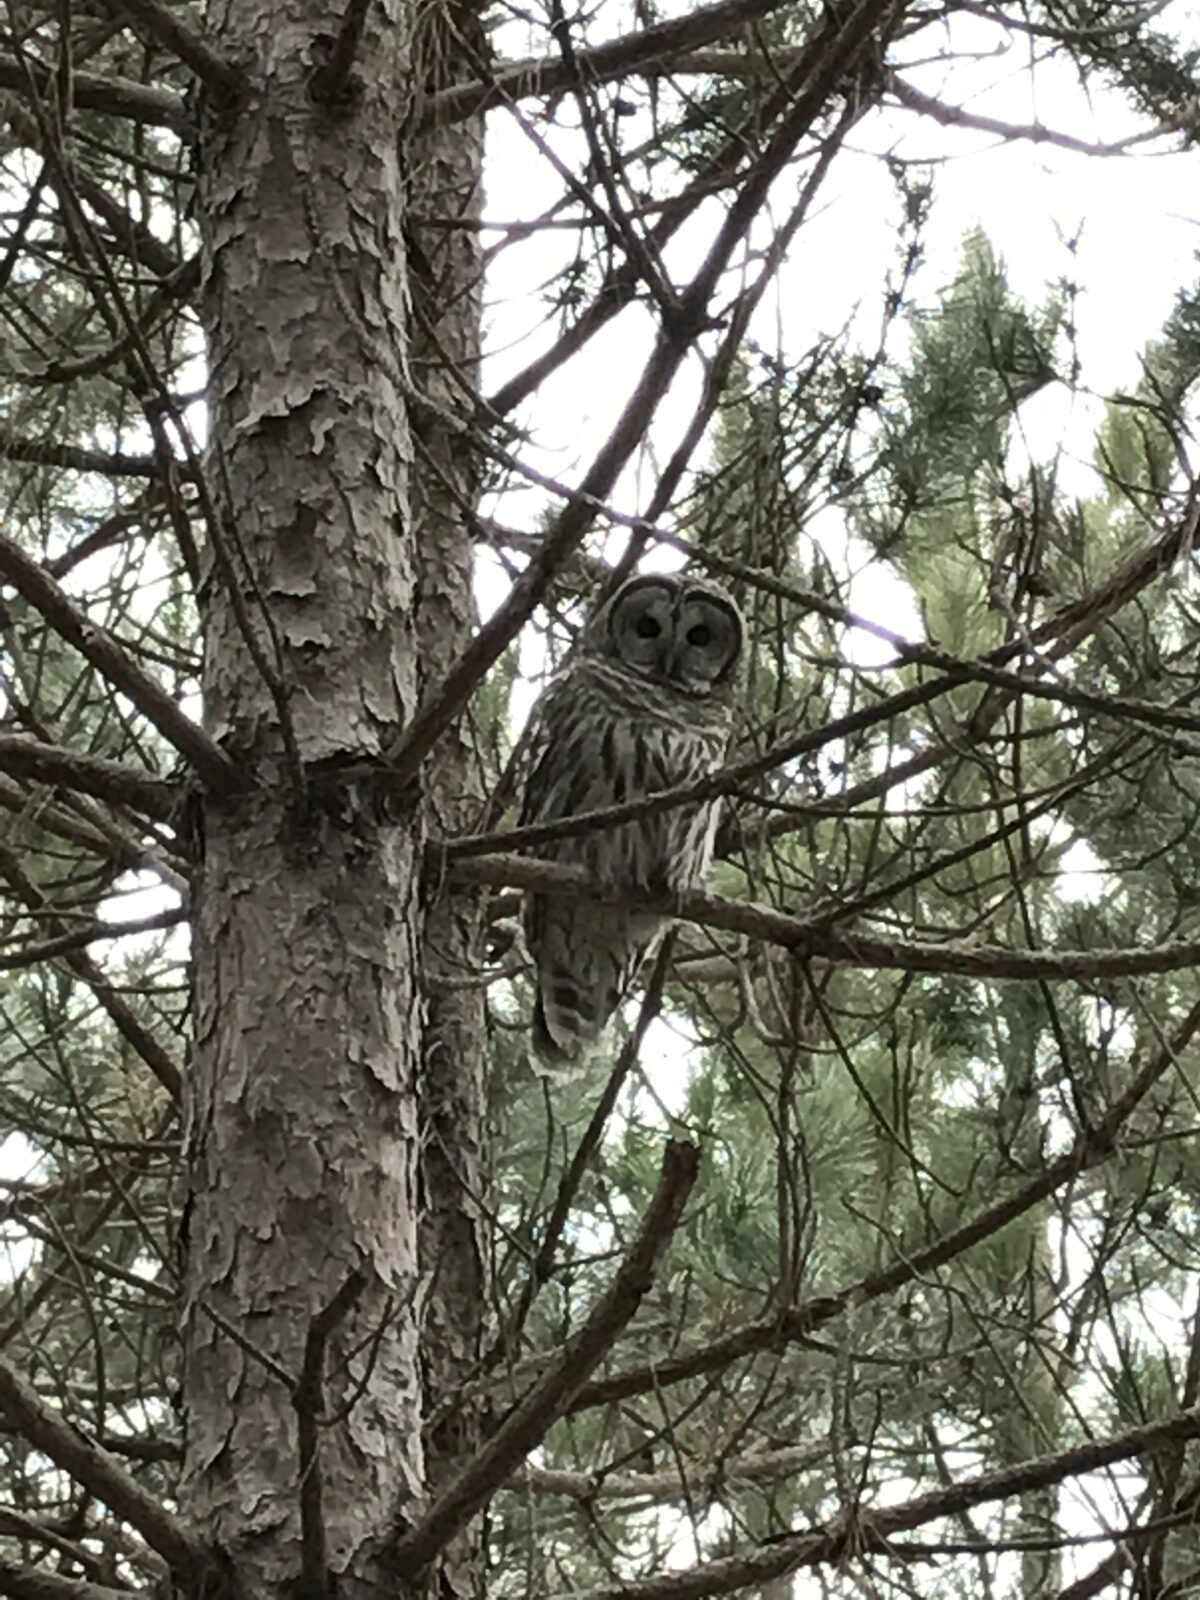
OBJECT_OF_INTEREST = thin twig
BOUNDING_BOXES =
[0,1355,211,1579]
[389,1139,700,1575]
[0,529,241,796]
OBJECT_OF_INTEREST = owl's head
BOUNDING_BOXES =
[588,574,743,698]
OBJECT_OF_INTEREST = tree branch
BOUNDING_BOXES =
[294,1272,366,1600]
[99,0,244,101]
[0,56,187,130]
[390,1139,700,1576]
[561,992,1200,1413]
[0,530,240,796]
[0,735,177,821]
[0,846,183,1100]
[889,72,1160,155]
[4,104,184,281]
[510,1440,830,1504]
[0,908,186,974]
[0,1560,135,1600]
[424,0,805,126]
[0,1355,211,1580]
[310,0,374,107]
[0,433,163,479]
[546,1400,1200,1600]
[388,0,895,784]
[448,852,1200,983]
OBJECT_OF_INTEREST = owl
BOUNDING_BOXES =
[518,573,744,1068]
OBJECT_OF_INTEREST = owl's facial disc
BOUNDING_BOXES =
[668,591,742,693]
[607,579,676,676]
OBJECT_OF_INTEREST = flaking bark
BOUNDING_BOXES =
[183,1,426,1592]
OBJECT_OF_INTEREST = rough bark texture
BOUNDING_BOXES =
[409,27,491,1599]
[183,1,426,1591]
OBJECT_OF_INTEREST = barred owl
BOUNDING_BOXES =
[519,573,743,1068]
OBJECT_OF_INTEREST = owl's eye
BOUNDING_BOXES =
[686,623,712,648]
[635,615,662,639]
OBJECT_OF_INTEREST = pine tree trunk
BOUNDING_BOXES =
[410,26,490,1600]
[180,2,470,1593]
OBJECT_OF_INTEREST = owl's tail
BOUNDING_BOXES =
[531,966,613,1073]
[529,908,664,1073]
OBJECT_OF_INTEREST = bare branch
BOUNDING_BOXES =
[510,1441,830,1504]
[0,908,186,974]
[0,735,178,821]
[388,0,895,783]
[0,1560,135,1600]
[310,0,374,107]
[0,529,241,796]
[0,433,163,479]
[889,72,1162,155]
[390,1139,700,1576]
[0,1355,212,1580]
[294,1272,367,1600]
[449,852,1200,982]
[4,104,184,281]
[424,0,808,126]
[547,1400,1200,1600]
[0,846,183,1100]
[0,56,188,130]
[563,993,1200,1413]
[99,0,244,101]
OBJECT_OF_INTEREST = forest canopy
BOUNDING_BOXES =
[1,0,1200,1597]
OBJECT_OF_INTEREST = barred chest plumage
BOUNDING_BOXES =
[535,656,729,891]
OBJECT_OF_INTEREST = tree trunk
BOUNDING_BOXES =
[182,2,439,1592]
[410,22,491,1600]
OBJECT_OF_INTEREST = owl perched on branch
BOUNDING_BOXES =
[518,573,744,1069]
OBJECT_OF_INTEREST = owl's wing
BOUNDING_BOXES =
[517,669,580,832]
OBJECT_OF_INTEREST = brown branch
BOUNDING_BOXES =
[0,433,163,479]
[0,735,177,821]
[424,0,805,126]
[4,105,183,281]
[0,908,186,974]
[0,772,187,889]
[310,0,374,107]
[0,1560,135,1600]
[390,1139,700,1576]
[0,1355,211,1580]
[448,852,1200,983]
[294,1272,366,1600]
[0,56,188,130]
[0,846,183,1100]
[99,0,244,101]
[511,1440,829,1503]
[561,992,1200,1414]
[0,530,240,796]
[388,0,894,784]
[889,73,1158,155]
[547,1401,1200,1600]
